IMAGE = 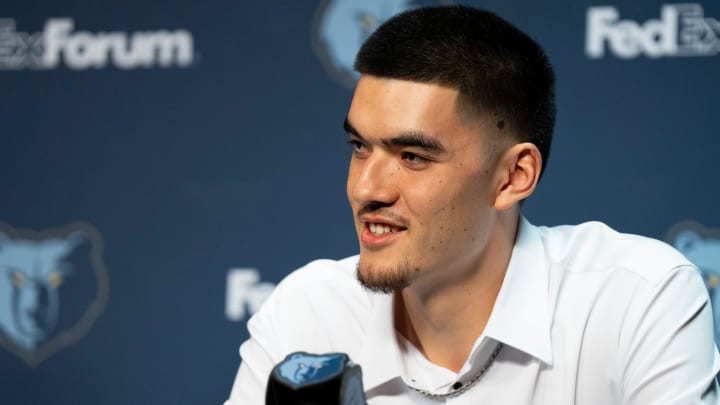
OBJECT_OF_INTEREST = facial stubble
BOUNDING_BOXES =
[356,258,419,294]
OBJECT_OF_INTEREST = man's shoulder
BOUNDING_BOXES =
[276,255,361,292]
[256,255,372,324]
[247,255,376,355]
[537,221,695,284]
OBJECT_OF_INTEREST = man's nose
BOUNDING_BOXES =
[350,154,399,206]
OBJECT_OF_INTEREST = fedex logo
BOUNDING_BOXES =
[586,3,720,58]
[225,269,275,321]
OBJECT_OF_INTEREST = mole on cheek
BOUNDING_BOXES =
[497,120,505,130]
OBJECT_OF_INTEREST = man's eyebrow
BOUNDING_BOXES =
[383,132,446,153]
[343,118,362,138]
[343,117,447,153]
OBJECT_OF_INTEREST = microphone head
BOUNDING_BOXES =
[266,351,366,405]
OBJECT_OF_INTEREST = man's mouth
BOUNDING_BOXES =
[368,223,403,236]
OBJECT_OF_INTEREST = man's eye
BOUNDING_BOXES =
[402,152,430,166]
[347,140,368,154]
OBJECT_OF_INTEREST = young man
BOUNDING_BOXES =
[225,6,719,404]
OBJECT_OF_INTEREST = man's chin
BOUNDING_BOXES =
[355,258,416,294]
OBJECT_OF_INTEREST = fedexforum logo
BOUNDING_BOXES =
[0,222,108,366]
[586,3,719,58]
[0,18,194,70]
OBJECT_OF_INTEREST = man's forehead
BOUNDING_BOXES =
[352,75,459,101]
[348,75,499,141]
[349,77,458,123]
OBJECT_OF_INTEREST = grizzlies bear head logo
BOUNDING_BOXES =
[666,221,720,344]
[268,352,365,404]
[275,352,347,387]
[312,0,455,88]
[0,222,108,366]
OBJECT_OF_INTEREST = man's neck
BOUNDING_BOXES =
[393,212,519,372]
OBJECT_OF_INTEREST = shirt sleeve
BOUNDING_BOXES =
[621,265,720,404]
[223,285,286,405]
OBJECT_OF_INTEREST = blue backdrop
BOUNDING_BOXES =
[1,0,718,403]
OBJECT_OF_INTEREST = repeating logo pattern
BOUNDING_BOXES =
[225,268,275,321]
[311,0,454,88]
[586,3,720,58]
[0,222,109,366]
[0,18,194,70]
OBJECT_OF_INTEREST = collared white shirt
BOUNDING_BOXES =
[225,218,720,404]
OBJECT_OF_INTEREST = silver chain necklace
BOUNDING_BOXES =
[406,343,503,400]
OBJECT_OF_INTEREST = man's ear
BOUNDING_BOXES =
[492,142,542,210]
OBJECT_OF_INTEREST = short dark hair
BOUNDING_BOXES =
[354,6,556,175]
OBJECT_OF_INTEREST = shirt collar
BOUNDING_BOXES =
[356,216,554,391]
[483,216,554,365]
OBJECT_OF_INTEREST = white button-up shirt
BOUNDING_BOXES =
[225,218,720,404]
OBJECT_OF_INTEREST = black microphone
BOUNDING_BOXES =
[265,351,367,405]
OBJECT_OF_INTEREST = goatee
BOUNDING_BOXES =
[356,259,418,293]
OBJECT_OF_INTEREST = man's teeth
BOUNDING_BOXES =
[369,223,399,235]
